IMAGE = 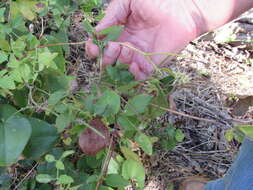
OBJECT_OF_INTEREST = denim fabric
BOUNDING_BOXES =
[205,138,253,190]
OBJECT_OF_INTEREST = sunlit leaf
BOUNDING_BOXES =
[135,133,153,155]
[236,125,253,138]
[58,175,74,185]
[36,174,54,183]
[225,129,234,142]
[120,146,141,163]
[122,159,145,188]
[38,51,58,71]
[0,76,16,90]
[175,129,185,142]
[0,8,5,23]
[0,51,8,64]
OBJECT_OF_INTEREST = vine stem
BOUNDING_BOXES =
[35,40,179,75]
[36,41,87,49]
[95,135,114,190]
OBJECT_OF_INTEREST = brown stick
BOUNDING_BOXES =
[151,104,217,123]
[95,135,114,190]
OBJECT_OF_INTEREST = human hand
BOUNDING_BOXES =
[86,0,203,80]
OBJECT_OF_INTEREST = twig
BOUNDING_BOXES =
[12,163,39,190]
[39,16,44,39]
[150,103,217,123]
[95,135,114,190]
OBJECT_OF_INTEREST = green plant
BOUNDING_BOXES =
[225,125,253,143]
[153,124,185,151]
[36,151,80,190]
[0,1,184,190]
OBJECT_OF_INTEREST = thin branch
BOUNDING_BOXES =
[150,103,217,123]
[12,163,39,190]
[95,135,114,190]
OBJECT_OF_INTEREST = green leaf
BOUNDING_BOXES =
[107,158,119,174]
[15,0,37,21]
[58,175,74,185]
[103,26,124,43]
[48,91,66,106]
[94,90,120,117]
[61,150,74,159]
[116,81,139,92]
[38,51,58,71]
[36,174,54,183]
[175,129,185,142]
[105,174,129,188]
[167,184,174,190]
[120,146,141,163]
[45,155,55,163]
[0,118,32,166]
[124,94,152,116]
[84,95,95,114]
[55,160,65,170]
[236,125,253,138]
[225,129,234,142]
[0,104,22,122]
[99,26,122,36]
[55,111,73,133]
[148,83,168,119]
[0,76,16,90]
[45,74,73,93]
[0,51,8,63]
[99,185,114,190]
[117,115,138,136]
[105,64,134,85]
[23,118,58,159]
[0,37,10,52]
[11,39,26,58]
[0,8,5,23]
[13,88,28,108]
[122,159,145,188]
[83,20,95,37]
[135,133,153,155]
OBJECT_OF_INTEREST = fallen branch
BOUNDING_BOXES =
[151,103,217,123]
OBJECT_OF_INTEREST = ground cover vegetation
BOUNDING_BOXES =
[0,1,252,190]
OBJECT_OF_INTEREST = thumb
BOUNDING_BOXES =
[96,0,131,32]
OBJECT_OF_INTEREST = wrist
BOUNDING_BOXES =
[180,0,208,37]
[191,0,253,33]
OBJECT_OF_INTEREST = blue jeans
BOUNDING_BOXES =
[205,139,253,190]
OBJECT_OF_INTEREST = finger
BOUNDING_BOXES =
[95,0,131,32]
[129,62,148,81]
[102,42,121,65]
[85,39,100,59]
[134,53,154,74]
[118,44,134,64]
